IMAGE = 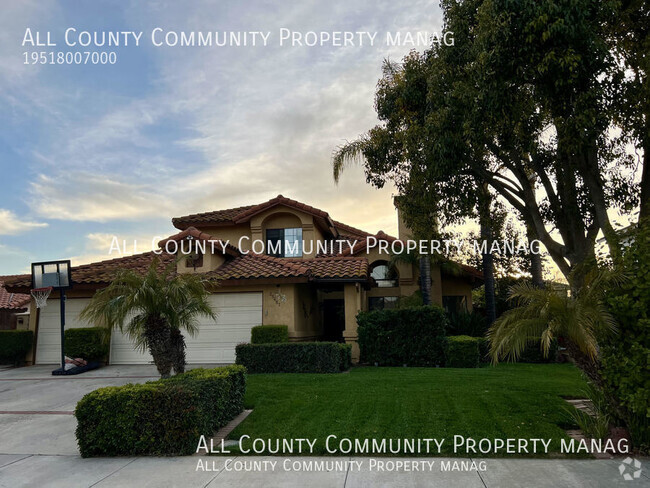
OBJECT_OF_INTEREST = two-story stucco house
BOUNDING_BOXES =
[4,195,481,364]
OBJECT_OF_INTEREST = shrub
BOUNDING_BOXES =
[251,325,289,344]
[65,327,110,361]
[477,337,490,363]
[0,330,33,365]
[602,219,650,450]
[445,335,480,368]
[75,365,246,457]
[338,343,352,371]
[446,311,488,337]
[236,342,350,373]
[356,306,448,366]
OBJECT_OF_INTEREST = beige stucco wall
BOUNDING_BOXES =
[440,277,474,310]
[342,283,362,361]
[194,205,330,259]
[198,224,252,252]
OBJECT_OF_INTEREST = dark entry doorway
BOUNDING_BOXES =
[322,299,345,342]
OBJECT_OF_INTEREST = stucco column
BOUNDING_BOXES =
[343,283,361,362]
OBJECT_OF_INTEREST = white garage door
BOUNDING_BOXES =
[35,298,93,364]
[36,293,263,365]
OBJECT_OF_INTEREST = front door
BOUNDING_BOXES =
[322,299,345,342]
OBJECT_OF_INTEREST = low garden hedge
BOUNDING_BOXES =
[0,330,33,365]
[64,327,110,361]
[75,365,246,457]
[357,306,448,366]
[445,335,480,368]
[236,342,351,373]
[251,325,289,344]
[477,337,490,364]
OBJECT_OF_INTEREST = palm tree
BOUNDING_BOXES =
[79,258,216,378]
[487,268,623,386]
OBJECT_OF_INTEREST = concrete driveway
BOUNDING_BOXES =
[0,365,648,487]
[0,364,162,456]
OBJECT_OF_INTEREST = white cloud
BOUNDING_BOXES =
[0,209,47,235]
[19,0,441,235]
[29,173,174,222]
[68,232,166,267]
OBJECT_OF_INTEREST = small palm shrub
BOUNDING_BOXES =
[80,258,216,378]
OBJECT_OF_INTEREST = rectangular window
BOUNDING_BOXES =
[266,229,284,257]
[368,296,398,311]
[266,228,303,258]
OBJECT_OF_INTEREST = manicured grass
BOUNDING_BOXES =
[229,364,588,457]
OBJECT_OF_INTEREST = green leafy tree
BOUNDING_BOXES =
[79,258,216,378]
[333,0,644,291]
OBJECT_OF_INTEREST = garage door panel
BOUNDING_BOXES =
[35,298,94,364]
[37,292,262,365]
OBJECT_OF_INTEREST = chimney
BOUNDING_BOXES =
[393,196,413,241]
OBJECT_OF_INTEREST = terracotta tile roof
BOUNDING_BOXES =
[0,282,30,310]
[331,220,372,239]
[173,195,343,233]
[306,257,369,280]
[171,195,381,247]
[232,195,331,223]
[209,254,368,281]
[2,251,370,291]
[172,204,255,229]
[158,227,240,257]
[209,254,311,280]
[2,252,176,291]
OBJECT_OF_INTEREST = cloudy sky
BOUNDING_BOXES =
[0,0,445,275]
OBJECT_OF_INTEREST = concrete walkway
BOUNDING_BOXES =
[0,454,648,487]
[0,365,648,487]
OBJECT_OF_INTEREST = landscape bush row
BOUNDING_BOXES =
[64,327,110,361]
[236,342,351,373]
[75,365,246,457]
[0,330,33,365]
[357,306,554,368]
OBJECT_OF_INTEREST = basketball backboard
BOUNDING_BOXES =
[31,260,72,290]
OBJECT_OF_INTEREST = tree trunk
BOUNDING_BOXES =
[419,257,432,305]
[528,226,544,288]
[479,186,497,324]
[563,340,603,389]
[170,328,187,375]
[144,316,173,378]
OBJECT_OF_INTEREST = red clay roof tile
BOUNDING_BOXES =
[158,227,240,257]
[0,282,30,310]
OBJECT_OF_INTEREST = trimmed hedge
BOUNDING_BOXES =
[357,306,448,366]
[75,365,246,457]
[0,330,33,365]
[477,337,490,364]
[236,342,351,373]
[65,327,110,361]
[445,335,480,368]
[251,325,289,344]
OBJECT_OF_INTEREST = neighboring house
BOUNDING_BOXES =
[4,195,481,364]
[0,282,30,330]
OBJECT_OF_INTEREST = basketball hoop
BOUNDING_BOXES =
[31,287,53,309]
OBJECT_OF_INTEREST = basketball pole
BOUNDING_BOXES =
[60,289,66,371]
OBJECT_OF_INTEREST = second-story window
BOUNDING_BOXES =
[266,228,303,257]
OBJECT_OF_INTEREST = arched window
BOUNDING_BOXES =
[370,262,398,287]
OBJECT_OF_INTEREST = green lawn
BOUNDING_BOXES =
[228,364,589,457]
